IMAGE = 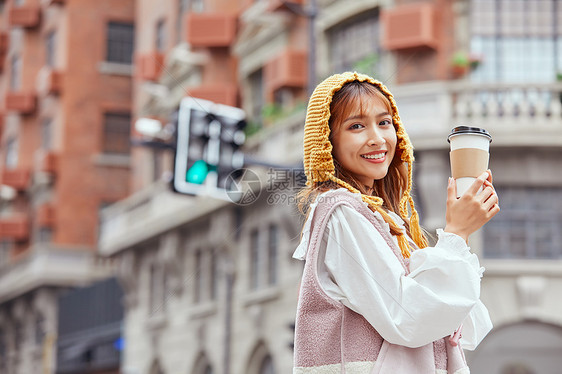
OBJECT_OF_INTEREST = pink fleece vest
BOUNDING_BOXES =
[293,190,470,373]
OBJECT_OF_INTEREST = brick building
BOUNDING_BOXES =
[0,0,134,372]
[95,0,561,373]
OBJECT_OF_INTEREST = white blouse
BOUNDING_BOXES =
[293,188,493,350]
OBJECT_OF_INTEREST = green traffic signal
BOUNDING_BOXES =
[186,159,208,184]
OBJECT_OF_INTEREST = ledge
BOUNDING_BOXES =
[146,313,168,331]
[98,62,133,77]
[482,259,562,277]
[189,301,217,319]
[92,153,131,168]
[243,286,281,306]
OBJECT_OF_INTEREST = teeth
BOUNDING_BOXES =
[361,153,385,159]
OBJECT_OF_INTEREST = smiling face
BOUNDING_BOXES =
[329,84,397,187]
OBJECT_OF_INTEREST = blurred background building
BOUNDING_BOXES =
[0,0,133,372]
[1,0,561,373]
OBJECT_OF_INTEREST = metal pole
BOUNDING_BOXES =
[307,0,317,97]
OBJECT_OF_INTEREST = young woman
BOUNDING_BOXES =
[292,72,499,373]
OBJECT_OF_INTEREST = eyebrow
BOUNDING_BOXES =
[343,112,391,122]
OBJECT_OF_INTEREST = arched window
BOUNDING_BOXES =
[259,355,275,374]
[246,342,275,374]
[192,352,213,374]
[150,360,164,374]
[469,321,562,372]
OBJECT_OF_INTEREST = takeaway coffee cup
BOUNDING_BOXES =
[447,126,492,197]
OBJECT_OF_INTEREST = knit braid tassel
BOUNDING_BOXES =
[398,161,429,250]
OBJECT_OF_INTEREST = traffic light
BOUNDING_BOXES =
[173,97,247,201]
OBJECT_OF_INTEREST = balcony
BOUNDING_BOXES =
[1,168,31,191]
[37,204,55,227]
[392,81,562,149]
[136,52,165,82]
[9,6,41,29]
[5,92,37,114]
[267,0,304,12]
[382,2,440,51]
[36,68,62,96]
[264,49,307,98]
[0,215,30,242]
[186,13,237,48]
[188,85,238,107]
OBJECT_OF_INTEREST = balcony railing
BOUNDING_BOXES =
[392,81,562,149]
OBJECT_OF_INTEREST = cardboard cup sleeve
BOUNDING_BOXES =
[450,148,489,179]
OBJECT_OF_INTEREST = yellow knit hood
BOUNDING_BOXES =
[303,71,427,257]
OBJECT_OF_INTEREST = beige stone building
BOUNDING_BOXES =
[100,0,562,373]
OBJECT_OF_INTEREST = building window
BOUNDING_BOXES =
[194,249,217,303]
[259,355,275,374]
[38,228,53,244]
[4,138,18,169]
[149,263,166,315]
[0,328,5,372]
[176,0,189,43]
[470,0,562,83]
[0,241,12,269]
[268,225,278,286]
[156,19,166,52]
[10,55,21,91]
[106,22,134,64]
[102,112,131,155]
[191,0,205,12]
[250,229,260,290]
[328,9,383,76]
[46,31,56,68]
[483,187,562,259]
[249,68,265,125]
[152,149,163,182]
[41,119,53,150]
[250,224,280,290]
[194,249,203,303]
[210,251,217,300]
[14,321,23,354]
[34,314,45,347]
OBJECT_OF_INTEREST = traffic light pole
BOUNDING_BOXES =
[243,154,303,171]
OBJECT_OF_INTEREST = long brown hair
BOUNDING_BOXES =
[297,81,410,236]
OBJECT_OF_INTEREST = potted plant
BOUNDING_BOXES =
[451,51,482,77]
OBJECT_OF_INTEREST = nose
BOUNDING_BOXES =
[367,125,385,146]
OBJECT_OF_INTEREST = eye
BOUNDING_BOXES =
[349,123,364,130]
[379,119,392,127]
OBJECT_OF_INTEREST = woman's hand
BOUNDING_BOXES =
[444,170,500,242]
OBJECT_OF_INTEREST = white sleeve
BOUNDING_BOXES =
[459,299,493,350]
[320,204,491,348]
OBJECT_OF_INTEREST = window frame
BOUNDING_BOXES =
[105,21,135,65]
[102,112,132,155]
